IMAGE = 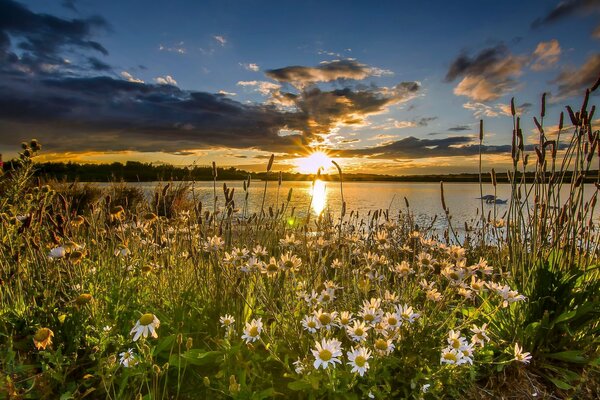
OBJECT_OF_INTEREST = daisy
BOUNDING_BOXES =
[33,328,54,350]
[374,337,395,355]
[382,311,402,331]
[347,320,370,342]
[252,244,268,257]
[337,311,354,327]
[48,246,66,259]
[241,318,263,343]
[391,261,413,276]
[347,346,372,376]
[219,314,235,328]
[470,323,490,347]
[130,313,160,341]
[279,252,302,272]
[260,257,280,277]
[313,309,337,330]
[293,358,306,374]
[312,338,343,370]
[301,315,319,333]
[119,348,138,367]
[440,347,461,365]
[513,343,532,364]
[395,304,420,323]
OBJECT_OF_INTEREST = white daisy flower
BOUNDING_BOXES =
[130,313,160,341]
[470,323,490,347]
[347,346,372,376]
[48,246,66,259]
[241,318,263,343]
[301,315,319,333]
[119,348,138,367]
[513,343,532,364]
[347,320,369,342]
[312,338,343,370]
[219,314,235,328]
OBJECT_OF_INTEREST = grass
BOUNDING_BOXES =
[0,84,599,399]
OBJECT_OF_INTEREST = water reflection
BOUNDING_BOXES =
[311,179,327,215]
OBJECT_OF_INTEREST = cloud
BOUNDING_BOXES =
[394,120,416,129]
[531,0,600,28]
[0,0,109,75]
[158,42,186,54]
[237,80,281,95]
[154,75,177,86]
[240,62,259,72]
[530,39,561,71]
[463,101,531,118]
[121,71,144,83]
[213,35,227,46]
[448,125,471,131]
[552,53,600,98]
[61,0,78,12]
[335,136,514,159]
[265,59,392,88]
[446,45,525,102]
[218,90,236,96]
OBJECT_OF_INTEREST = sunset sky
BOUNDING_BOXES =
[0,0,599,174]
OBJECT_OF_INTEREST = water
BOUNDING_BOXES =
[94,180,599,231]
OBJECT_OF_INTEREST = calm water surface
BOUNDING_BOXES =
[95,181,599,231]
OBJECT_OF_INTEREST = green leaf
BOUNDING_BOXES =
[288,380,312,391]
[553,310,577,325]
[544,350,587,364]
[180,349,222,366]
[548,377,573,390]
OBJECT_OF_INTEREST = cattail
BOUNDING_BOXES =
[589,105,596,121]
[278,171,282,186]
[566,106,579,126]
[440,181,448,213]
[267,154,274,172]
[287,188,293,202]
[212,162,217,178]
[341,201,346,217]
[491,169,497,187]
[541,93,546,117]
[533,117,543,134]
[479,120,483,141]
[559,112,564,130]
[581,89,590,115]
[591,73,600,92]
[404,197,409,208]
[510,97,516,116]
[574,173,584,188]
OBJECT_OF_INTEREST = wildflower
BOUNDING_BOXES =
[312,338,343,370]
[513,343,532,364]
[382,311,401,330]
[33,328,54,350]
[391,261,413,277]
[261,257,280,277]
[395,304,420,323]
[48,246,66,259]
[318,288,336,303]
[384,290,399,304]
[347,320,370,342]
[313,309,337,330]
[458,287,473,300]
[203,235,224,252]
[459,342,475,365]
[447,330,467,350]
[293,358,306,374]
[422,384,431,393]
[252,245,268,257]
[359,298,383,325]
[426,288,442,302]
[440,347,461,365]
[114,245,131,257]
[417,252,434,269]
[337,311,354,327]
[219,314,235,328]
[470,324,490,347]
[130,313,160,341]
[347,346,372,376]
[330,258,343,269]
[301,315,319,333]
[374,337,395,355]
[241,318,263,343]
[280,234,300,247]
[119,348,138,367]
[279,252,302,272]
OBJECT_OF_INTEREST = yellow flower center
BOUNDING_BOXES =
[318,349,332,361]
[388,317,398,326]
[364,314,374,322]
[354,328,364,336]
[34,328,52,342]
[267,264,278,273]
[354,355,366,367]
[284,260,294,269]
[443,352,458,362]
[318,314,331,325]
[451,338,461,349]
[248,326,259,337]
[340,317,349,325]
[375,339,387,350]
[308,320,317,328]
[140,313,155,326]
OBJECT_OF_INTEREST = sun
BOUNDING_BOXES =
[295,151,333,174]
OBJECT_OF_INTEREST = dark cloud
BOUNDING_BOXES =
[416,116,437,127]
[61,0,78,12]
[335,136,514,159]
[0,0,109,74]
[87,56,111,71]
[448,125,471,132]
[531,0,600,29]
[552,53,600,98]
[445,45,524,102]
[265,59,391,88]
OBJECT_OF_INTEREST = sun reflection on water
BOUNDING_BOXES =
[311,179,327,215]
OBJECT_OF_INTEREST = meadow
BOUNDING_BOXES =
[0,86,599,399]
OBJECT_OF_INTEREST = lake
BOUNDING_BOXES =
[93,181,599,232]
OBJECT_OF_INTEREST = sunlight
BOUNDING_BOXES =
[311,179,327,215]
[295,151,333,174]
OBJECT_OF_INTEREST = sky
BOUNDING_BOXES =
[0,0,599,175]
